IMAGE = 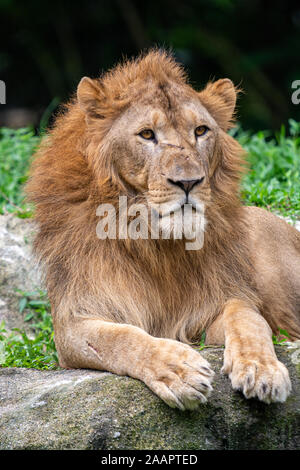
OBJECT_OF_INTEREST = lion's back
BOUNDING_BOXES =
[243,205,300,324]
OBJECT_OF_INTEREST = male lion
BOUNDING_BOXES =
[26,50,300,410]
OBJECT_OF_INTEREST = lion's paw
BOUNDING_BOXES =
[143,338,214,410]
[222,353,292,404]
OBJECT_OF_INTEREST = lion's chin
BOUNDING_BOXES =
[161,209,205,235]
[150,203,206,246]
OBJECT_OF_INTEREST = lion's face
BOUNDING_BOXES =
[113,87,216,217]
[77,54,237,240]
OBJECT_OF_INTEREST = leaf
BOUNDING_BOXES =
[24,313,34,322]
[278,328,290,339]
[19,297,27,313]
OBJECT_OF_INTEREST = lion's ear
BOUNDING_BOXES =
[199,79,239,131]
[77,77,105,118]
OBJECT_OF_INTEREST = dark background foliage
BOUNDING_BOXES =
[0,0,299,130]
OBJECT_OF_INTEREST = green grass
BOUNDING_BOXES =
[0,121,299,369]
[0,290,58,369]
[0,127,40,217]
[233,119,300,219]
[272,328,291,345]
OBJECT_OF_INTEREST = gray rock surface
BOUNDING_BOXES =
[0,214,41,331]
[0,346,299,450]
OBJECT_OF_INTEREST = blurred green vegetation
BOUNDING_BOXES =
[0,127,39,217]
[235,119,300,219]
[0,0,299,130]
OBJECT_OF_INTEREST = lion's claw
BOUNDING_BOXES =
[144,338,214,410]
[222,353,291,404]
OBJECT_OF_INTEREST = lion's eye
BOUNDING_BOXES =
[195,125,209,137]
[139,129,155,140]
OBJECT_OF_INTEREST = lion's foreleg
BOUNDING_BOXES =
[212,299,291,403]
[55,317,214,410]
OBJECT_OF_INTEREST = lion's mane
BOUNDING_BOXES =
[26,51,263,343]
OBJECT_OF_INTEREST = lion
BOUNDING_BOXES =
[26,50,300,410]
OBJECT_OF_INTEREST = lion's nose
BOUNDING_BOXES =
[167,177,204,195]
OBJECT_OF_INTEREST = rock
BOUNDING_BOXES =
[0,215,41,332]
[0,346,299,450]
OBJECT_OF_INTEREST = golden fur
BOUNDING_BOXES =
[26,50,300,408]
